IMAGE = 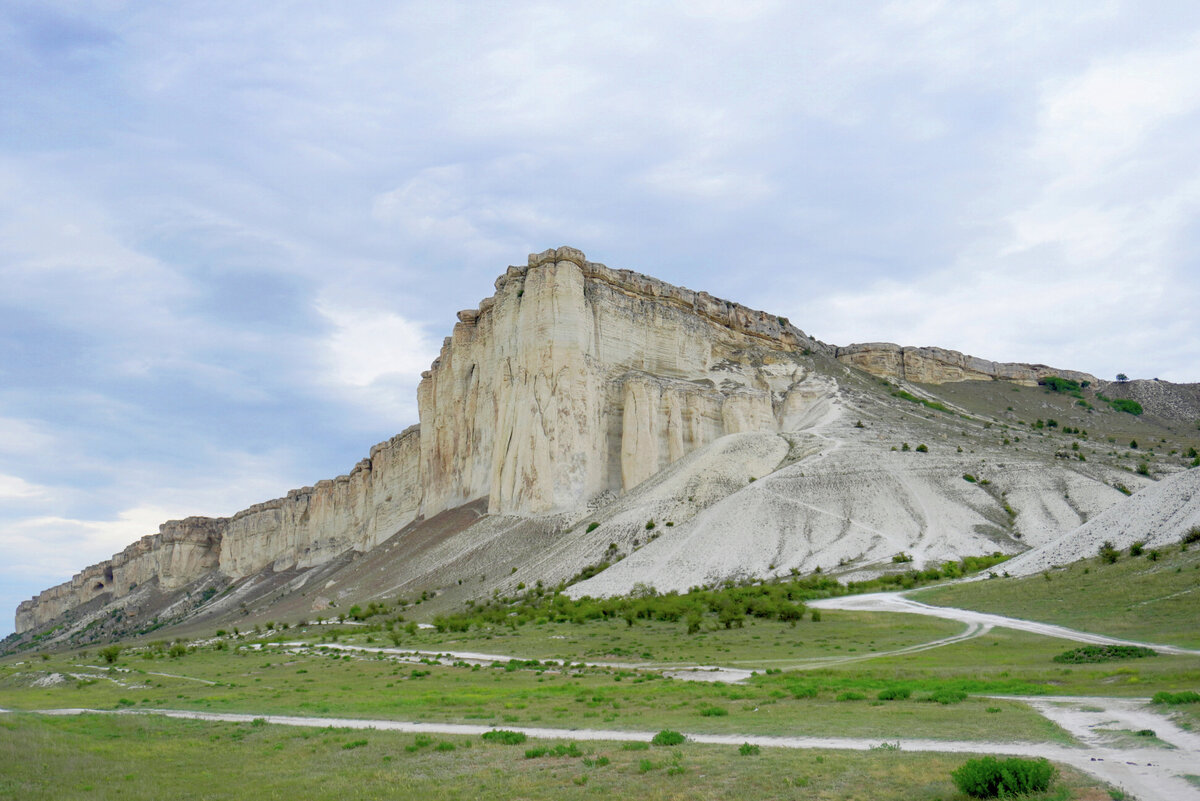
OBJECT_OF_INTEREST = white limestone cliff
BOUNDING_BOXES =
[16,247,827,633]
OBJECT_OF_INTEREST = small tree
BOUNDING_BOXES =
[98,645,122,664]
[1116,373,1129,382]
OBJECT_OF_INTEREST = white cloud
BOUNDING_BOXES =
[3,505,179,579]
[0,417,57,456]
[316,300,436,389]
[0,473,47,500]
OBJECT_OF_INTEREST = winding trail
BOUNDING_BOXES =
[3,704,1196,801]
[807,591,1200,656]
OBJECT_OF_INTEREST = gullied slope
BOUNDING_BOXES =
[1001,469,1200,576]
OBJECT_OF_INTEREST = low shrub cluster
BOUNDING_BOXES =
[481,730,527,745]
[651,730,686,746]
[1152,691,1200,705]
[525,742,582,758]
[1052,645,1157,663]
[951,756,1056,798]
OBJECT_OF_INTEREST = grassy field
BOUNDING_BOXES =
[0,639,1069,743]
[0,712,1112,801]
[912,544,1200,648]
[5,593,1197,799]
[4,607,1199,747]
[407,609,962,666]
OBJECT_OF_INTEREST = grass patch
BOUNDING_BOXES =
[912,546,1200,648]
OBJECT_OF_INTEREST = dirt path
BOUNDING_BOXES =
[808,591,1200,656]
[5,705,1196,800]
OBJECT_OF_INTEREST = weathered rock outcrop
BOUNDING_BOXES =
[17,247,830,633]
[416,246,825,517]
[835,342,1098,386]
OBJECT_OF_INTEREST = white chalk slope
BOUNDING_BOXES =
[1002,468,1200,576]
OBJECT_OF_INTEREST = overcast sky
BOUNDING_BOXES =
[3,1,1199,636]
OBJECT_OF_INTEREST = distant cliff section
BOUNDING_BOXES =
[17,247,832,634]
[834,342,1099,386]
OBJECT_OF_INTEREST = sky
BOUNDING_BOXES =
[3,1,1200,636]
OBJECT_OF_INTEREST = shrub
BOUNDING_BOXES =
[1052,645,1156,663]
[1098,541,1119,564]
[342,739,368,750]
[699,705,728,717]
[645,519,656,531]
[928,689,968,705]
[168,643,188,658]
[98,645,122,664]
[1039,376,1081,394]
[481,729,527,745]
[1129,541,1145,557]
[1152,691,1200,705]
[1136,462,1150,476]
[962,474,977,483]
[738,742,760,756]
[915,444,928,453]
[585,522,600,532]
[1111,399,1143,415]
[525,743,581,758]
[651,730,686,746]
[951,756,1055,798]
[877,687,912,701]
[1183,527,1200,545]
[836,691,866,701]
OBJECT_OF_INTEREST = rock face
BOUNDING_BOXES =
[16,247,829,634]
[416,246,825,518]
[835,343,1097,386]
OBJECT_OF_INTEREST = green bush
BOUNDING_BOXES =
[927,689,967,705]
[877,687,912,701]
[1052,645,1156,663]
[481,729,527,745]
[951,756,1055,798]
[1039,376,1081,395]
[1098,541,1119,564]
[1129,541,1145,557]
[651,730,686,746]
[1183,527,1200,545]
[738,742,760,756]
[525,743,582,758]
[698,705,728,717]
[1152,691,1200,705]
[836,691,866,701]
[1110,398,1143,415]
[98,645,122,664]
[585,522,600,532]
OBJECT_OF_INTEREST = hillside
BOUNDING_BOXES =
[8,247,1200,653]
